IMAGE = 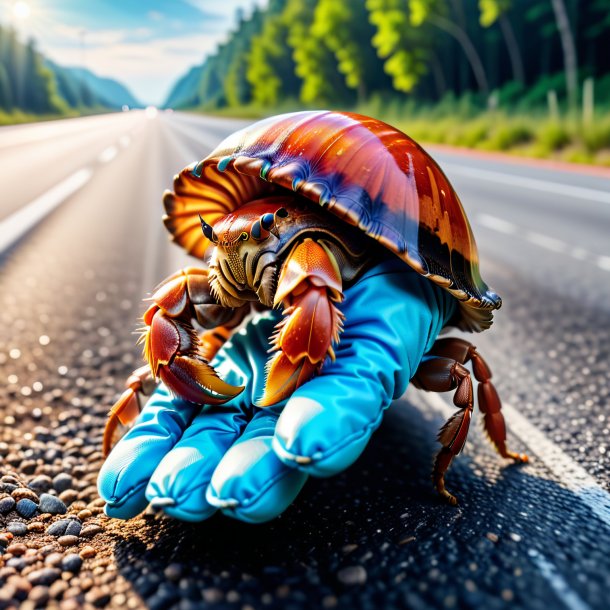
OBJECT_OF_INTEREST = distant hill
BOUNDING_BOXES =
[47,61,140,110]
[164,64,203,109]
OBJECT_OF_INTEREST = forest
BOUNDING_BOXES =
[165,0,610,164]
[0,24,138,124]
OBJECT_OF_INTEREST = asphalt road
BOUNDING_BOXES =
[0,110,609,610]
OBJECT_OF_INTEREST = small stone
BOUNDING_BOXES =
[27,522,44,533]
[0,535,10,547]
[58,489,78,505]
[337,566,367,585]
[44,553,63,567]
[27,567,61,586]
[29,585,50,605]
[6,543,27,556]
[51,474,73,493]
[85,587,111,607]
[164,563,182,581]
[7,522,28,536]
[58,535,78,547]
[46,520,69,536]
[38,494,67,515]
[16,498,38,519]
[11,488,39,503]
[64,520,81,536]
[0,496,16,514]
[28,475,53,493]
[80,524,102,538]
[61,554,82,573]
[77,509,92,520]
[49,580,68,599]
[79,546,96,559]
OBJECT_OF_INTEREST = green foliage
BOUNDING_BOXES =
[311,0,385,99]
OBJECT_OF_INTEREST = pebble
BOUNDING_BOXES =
[52,473,73,493]
[0,535,9,547]
[46,519,81,537]
[28,585,50,605]
[16,498,38,519]
[337,566,367,585]
[27,567,61,586]
[0,496,16,514]
[44,553,63,567]
[80,524,102,538]
[79,546,97,559]
[28,475,53,493]
[38,493,67,515]
[6,543,27,556]
[85,587,111,607]
[11,487,39,503]
[58,535,79,547]
[7,522,27,536]
[58,489,78,505]
[61,554,83,573]
[27,522,44,533]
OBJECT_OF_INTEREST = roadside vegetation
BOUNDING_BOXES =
[165,0,610,166]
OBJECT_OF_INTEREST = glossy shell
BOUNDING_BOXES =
[163,111,501,331]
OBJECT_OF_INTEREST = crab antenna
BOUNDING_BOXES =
[199,214,216,242]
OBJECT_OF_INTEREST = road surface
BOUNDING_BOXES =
[0,110,609,610]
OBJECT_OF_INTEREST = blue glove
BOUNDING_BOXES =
[98,258,456,523]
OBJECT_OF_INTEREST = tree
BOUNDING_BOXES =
[409,0,490,96]
[479,0,525,84]
[312,0,386,102]
[284,0,350,104]
[549,0,578,110]
[367,0,433,93]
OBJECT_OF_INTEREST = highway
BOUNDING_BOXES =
[0,110,609,610]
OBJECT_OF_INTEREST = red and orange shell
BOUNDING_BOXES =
[163,111,500,332]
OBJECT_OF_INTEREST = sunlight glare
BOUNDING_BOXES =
[145,106,158,119]
[13,1,31,20]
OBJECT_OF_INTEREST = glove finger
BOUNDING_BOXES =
[98,385,197,519]
[273,260,447,478]
[145,404,249,522]
[206,408,308,523]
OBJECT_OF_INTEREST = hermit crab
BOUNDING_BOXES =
[103,111,527,504]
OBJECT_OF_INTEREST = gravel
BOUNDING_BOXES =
[15,499,37,519]
[38,493,67,515]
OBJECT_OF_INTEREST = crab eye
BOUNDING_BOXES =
[276,207,288,218]
[240,231,249,241]
[260,213,275,231]
[251,220,262,240]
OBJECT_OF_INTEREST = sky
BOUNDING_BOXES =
[0,0,266,105]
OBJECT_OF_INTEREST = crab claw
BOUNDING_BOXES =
[257,238,344,407]
[143,307,244,405]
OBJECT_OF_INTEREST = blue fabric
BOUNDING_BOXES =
[98,258,456,522]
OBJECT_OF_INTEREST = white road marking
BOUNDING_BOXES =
[528,550,592,610]
[442,162,610,204]
[416,390,608,610]
[475,214,610,270]
[417,391,610,528]
[525,231,567,253]
[476,213,517,235]
[597,256,610,271]
[98,145,118,164]
[0,168,93,253]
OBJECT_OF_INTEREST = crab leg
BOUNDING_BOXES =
[413,337,528,504]
[257,238,344,407]
[103,267,248,455]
